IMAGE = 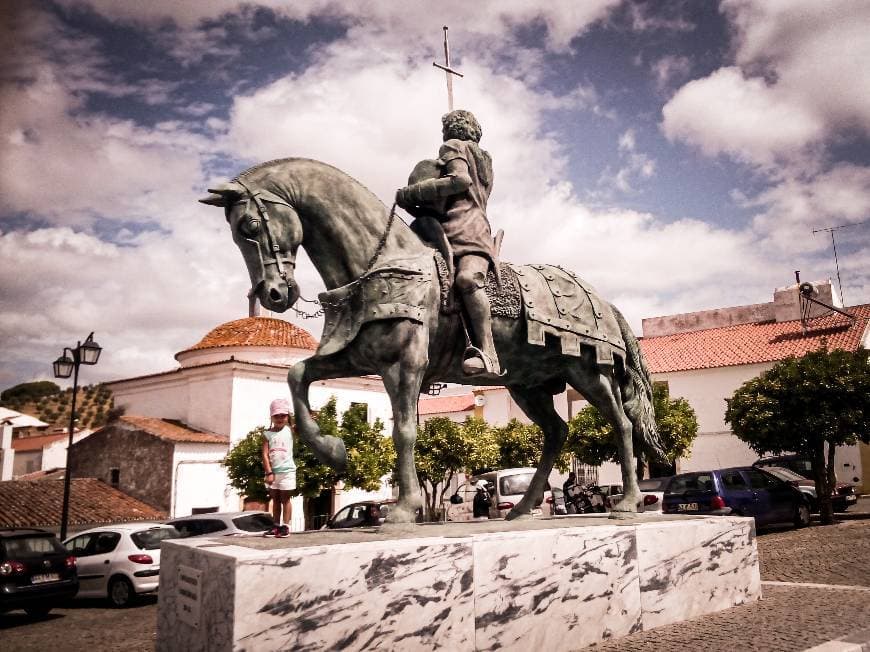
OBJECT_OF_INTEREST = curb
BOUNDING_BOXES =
[803,627,870,652]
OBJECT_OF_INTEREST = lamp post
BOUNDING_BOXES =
[53,332,102,540]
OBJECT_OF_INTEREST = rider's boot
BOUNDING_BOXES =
[460,287,504,378]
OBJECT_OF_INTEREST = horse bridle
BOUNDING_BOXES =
[233,180,297,295]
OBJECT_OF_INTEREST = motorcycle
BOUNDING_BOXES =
[564,483,607,514]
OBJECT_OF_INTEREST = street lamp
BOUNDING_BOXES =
[52,332,102,540]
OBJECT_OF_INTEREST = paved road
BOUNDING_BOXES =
[584,498,870,652]
[3,499,869,651]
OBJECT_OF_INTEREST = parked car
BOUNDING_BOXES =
[760,465,858,513]
[1,528,78,618]
[637,476,672,513]
[322,500,396,529]
[662,467,811,528]
[167,511,275,538]
[753,454,814,478]
[450,468,553,520]
[63,523,179,607]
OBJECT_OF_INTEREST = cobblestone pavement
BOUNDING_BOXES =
[583,498,870,652]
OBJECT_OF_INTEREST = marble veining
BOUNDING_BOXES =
[636,517,761,630]
[156,516,761,651]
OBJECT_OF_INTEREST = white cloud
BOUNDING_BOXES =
[651,55,692,91]
[662,67,825,168]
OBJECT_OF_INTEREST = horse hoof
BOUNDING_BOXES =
[505,509,533,521]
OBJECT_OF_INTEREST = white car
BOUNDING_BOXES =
[166,511,275,538]
[63,523,179,607]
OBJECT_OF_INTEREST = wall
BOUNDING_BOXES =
[41,431,91,471]
[70,425,174,512]
[171,443,233,517]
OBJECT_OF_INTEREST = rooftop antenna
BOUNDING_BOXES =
[433,26,464,111]
[812,218,869,306]
[794,270,855,335]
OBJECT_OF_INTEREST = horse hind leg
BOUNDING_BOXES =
[566,365,641,518]
[505,385,568,520]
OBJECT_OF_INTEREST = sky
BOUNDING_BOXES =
[1,0,869,391]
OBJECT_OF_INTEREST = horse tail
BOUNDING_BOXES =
[612,305,667,463]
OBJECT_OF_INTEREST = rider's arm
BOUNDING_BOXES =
[397,140,472,205]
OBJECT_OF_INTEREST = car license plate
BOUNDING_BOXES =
[31,573,60,584]
[677,502,698,511]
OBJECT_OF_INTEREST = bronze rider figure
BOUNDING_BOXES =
[395,109,503,378]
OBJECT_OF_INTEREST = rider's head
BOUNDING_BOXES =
[442,109,482,143]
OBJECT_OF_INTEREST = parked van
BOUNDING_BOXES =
[447,468,553,520]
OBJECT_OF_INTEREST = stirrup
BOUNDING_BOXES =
[462,346,506,378]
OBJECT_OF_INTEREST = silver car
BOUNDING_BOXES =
[166,511,275,539]
[63,523,179,607]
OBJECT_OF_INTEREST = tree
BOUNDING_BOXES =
[725,348,870,525]
[0,380,60,404]
[492,418,572,473]
[565,384,698,476]
[415,417,469,519]
[223,397,396,513]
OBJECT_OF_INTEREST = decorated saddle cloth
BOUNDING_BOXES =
[510,264,626,364]
[316,255,434,356]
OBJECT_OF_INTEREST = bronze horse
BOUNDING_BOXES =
[201,158,665,523]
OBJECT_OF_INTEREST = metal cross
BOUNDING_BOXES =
[432,26,464,111]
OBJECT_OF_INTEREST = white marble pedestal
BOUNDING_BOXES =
[156,515,760,651]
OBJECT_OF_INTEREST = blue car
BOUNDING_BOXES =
[661,466,811,528]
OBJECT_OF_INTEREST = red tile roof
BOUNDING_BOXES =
[0,478,165,529]
[177,316,318,358]
[12,432,69,451]
[115,416,229,444]
[419,394,475,416]
[16,468,65,481]
[640,304,870,373]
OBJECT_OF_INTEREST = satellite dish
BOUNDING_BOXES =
[799,282,815,297]
[473,394,486,407]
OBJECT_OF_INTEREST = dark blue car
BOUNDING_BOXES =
[662,466,811,528]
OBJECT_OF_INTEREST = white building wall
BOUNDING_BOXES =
[41,431,91,471]
[171,443,232,517]
[113,377,190,423]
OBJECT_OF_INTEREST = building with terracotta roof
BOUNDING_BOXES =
[639,280,869,490]
[0,477,165,533]
[103,316,395,528]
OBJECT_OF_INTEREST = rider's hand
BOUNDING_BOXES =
[395,187,412,208]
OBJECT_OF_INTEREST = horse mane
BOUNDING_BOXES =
[233,157,385,209]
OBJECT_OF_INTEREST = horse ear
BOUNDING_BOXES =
[199,182,244,206]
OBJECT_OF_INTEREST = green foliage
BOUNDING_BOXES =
[225,397,396,504]
[725,348,870,524]
[223,427,269,502]
[491,418,572,472]
[1,381,60,403]
[565,383,698,469]
[414,416,502,518]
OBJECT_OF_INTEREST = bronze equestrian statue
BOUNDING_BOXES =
[200,111,666,524]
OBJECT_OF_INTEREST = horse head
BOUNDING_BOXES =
[200,181,302,312]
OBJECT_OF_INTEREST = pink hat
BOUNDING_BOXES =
[270,398,290,416]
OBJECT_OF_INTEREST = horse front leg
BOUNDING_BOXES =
[287,356,348,472]
[379,330,428,524]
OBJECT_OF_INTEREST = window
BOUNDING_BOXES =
[65,533,96,557]
[501,472,534,496]
[746,469,774,490]
[109,468,120,488]
[4,536,65,558]
[669,473,714,495]
[722,471,748,490]
[349,402,369,422]
[191,506,219,515]
[93,532,121,555]
[232,513,275,532]
[132,527,180,550]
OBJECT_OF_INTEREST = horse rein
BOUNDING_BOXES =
[233,180,296,292]
[234,179,399,313]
